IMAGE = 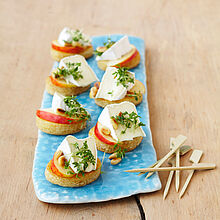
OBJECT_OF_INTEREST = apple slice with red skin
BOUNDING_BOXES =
[94,122,116,145]
[49,75,76,88]
[51,40,87,53]
[107,45,138,67]
[36,109,80,124]
[113,48,138,68]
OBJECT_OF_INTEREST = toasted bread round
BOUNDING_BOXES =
[89,126,143,153]
[97,45,140,71]
[46,76,90,96]
[90,79,145,108]
[45,158,101,187]
[36,115,87,135]
[51,45,93,61]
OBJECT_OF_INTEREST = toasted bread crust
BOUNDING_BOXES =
[45,76,90,96]
[94,95,143,108]
[89,126,143,153]
[51,45,94,61]
[36,116,87,135]
[91,79,145,108]
[97,47,141,71]
[45,158,101,187]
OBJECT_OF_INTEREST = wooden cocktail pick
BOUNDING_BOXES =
[179,149,203,198]
[125,163,216,173]
[163,144,191,199]
[138,145,191,177]
[171,138,180,192]
[145,135,187,179]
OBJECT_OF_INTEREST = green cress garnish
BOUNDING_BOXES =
[64,29,89,45]
[63,96,91,121]
[127,91,141,101]
[54,62,83,81]
[111,111,145,134]
[104,37,115,49]
[112,66,134,88]
[107,90,113,95]
[94,37,115,56]
[64,141,96,177]
[113,143,127,159]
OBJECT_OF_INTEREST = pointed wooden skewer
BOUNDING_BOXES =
[172,138,180,192]
[163,142,191,199]
[139,145,191,177]
[125,163,216,173]
[179,149,203,198]
[145,135,187,179]
[163,137,176,199]
[137,160,159,176]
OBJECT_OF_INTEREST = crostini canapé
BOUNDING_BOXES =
[95,36,140,70]
[36,92,90,135]
[89,66,145,107]
[45,135,101,187]
[46,55,99,96]
[89,101,146,153]
[51,27,93,61]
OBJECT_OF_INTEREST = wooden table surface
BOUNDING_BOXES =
[0,0,219,219]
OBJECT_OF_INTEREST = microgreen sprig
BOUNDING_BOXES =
[64,141,96,178]
[94,37,115,56]
[113,143,127,159]
[54,62,83,81]
[104,37,115,49]
[64,96,91,121]
[111,111,145,134]
[64,29,89,45]
[127,91,141,101]
[112,66,134,88]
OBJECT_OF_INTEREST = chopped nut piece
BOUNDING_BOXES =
[109,152,117,159]
[101,127,111,136]
[111,158,122,165]
[89,87,98,98]
[96,46,107,53]
[58,155,65,166]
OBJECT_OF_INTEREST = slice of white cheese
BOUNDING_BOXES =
[98,101,146,142]
[59,55,99,87]
[96,36,132,61]
[52,92,70,113]
[58,27,91,46]
[58,27,73,46]
[57,135,97,173]
[95,67,135,101]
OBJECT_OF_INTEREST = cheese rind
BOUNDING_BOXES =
[59,55,99,87]
[96,36,132,61]
[52,92,70,113]
[95,67,135,101]
[98,101,146,142]
[57,135,97,173]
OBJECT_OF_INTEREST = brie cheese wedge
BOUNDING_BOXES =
[57,135,97,173]
[52,92,70,113]
[59,55,99,87]
[96,36,132,61]
[95,67,135,101]
[98,101,146,142]
[58,27,73,46]
[58,27,91,46]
